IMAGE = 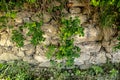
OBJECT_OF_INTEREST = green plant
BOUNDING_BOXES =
[91,0,120,28]
[11,30,24,47]
[46,17,84,67]
[0,61,33,80]
[24,21,45,46]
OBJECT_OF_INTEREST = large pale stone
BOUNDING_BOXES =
[76,42,101,52]
[41,24,58,45]
[102,27,117,41]
[68,0,86,7]
[23,56,38,64]
[0,32,13,46]
[69,7,81,14]
[0,53,19,61]
[34,55,49,62]
[43,13,52,23]
[74,25,102,43]
[112,50,120,63]
[74,52,90,65]
[21,44,35,56]
[89,52,106,64]
[17,51,25,57]
[102,38,118,52]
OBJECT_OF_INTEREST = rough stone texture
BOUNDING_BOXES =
[0,1,120,68]
[34,55,49,62]
[75,42,101,52]
[17,51,25,57]
[0,53,19,61]
[112,50,120,63]
[69,7,81,14]
[74,52,90,65]
[43,13,52,23]
[89,52,106,64]
[74,25,102,43]
[0,32,13,46]
[21,44,35,56]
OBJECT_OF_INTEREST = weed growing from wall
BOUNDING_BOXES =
[46,17,84,67]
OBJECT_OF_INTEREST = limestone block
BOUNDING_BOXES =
[74,25,102,43]
[43,13,52,23]
[89,52,106,64]
[0,32,13,46]
[21,44,35,56]
[112,50,120,63]
[69,7,81,14]
[34,55,49,62]
[74,52,90,65]
[23,56,38,64]
[76,42,101,52]
[0,53,19,61]
[17,51,25,57]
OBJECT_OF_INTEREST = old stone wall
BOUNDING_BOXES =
[0,0,120,68]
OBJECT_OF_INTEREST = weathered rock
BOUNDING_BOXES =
[68,0,86,7]
[34,55,49,62]
[102,38,118,52]
[23,17,30,23]
[112,50,120,63]
[43,13,52,23]
[39,61,51,67]
[69,7,81,14]
[53,1,61,6]
[15,17,23,24]
[74,25,102,43]
[75,42,101,52]
[41,24,58,45]
[21,44,35,56]
[89,52,106,64]
[0,53,19,61]
[31,14,40,22]
[15,11,32,25]
[17,51,25,57]
[23,56,38,64]
[102,27,117,41]
[74,52,90,65]
[0,32,13,46]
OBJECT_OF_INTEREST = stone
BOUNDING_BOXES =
[15,17,23,24]
[0,32,13,46]
[76,42,101,52]
[112,50,120,63]
[53,1,61,6]
[39,61,51,67]
[0,53,19,61]
[31,15,40,22]
[21,44,35,56]
[74,52,90,65]
[23,17,30,23]
[36,45,47,55]
[89,52,106,64]
[41,24,58,45]
[23,56,38,64]
[74,25,102,43]
[34,55,49,62]
[17,51,25,57]
[68,0,85,7]
[43,13,52,23]
[102,38,118,52]
[69,7,81,14]
[102,27,117,41]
